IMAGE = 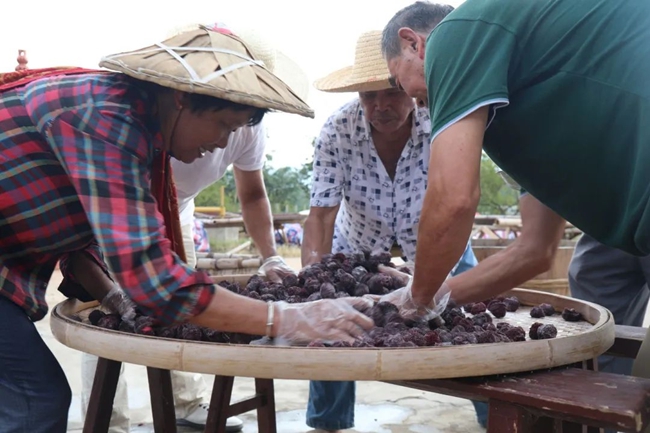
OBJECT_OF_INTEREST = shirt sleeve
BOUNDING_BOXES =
[425,19,516,141]
[44,107,214,324]
[232,123,267,172]
[309,116,345,208]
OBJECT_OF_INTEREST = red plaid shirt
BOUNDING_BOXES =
[0,72,213,323]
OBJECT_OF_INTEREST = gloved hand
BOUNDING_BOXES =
[101,287,137,322]
[274,297,374,345]
[258,255,296,283]
[377,271,452,321]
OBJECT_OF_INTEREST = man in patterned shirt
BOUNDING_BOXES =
[0,26,374,432]
[301,30,478,433]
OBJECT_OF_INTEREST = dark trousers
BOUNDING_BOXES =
[0,295,71,432]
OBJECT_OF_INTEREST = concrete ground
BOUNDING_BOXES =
[39,262,486,433]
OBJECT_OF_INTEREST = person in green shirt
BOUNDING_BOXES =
[378,0,650,317]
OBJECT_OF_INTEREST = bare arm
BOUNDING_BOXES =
[234,167,277,260]
[411,107,488,305]
[301,205,340,266]
[447,194,567,304]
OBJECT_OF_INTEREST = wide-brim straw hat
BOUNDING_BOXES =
[314,30,391,93]
[99,24,314,118]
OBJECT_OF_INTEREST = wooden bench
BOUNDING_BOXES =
[84,324,649,433]
[389,368,650,432]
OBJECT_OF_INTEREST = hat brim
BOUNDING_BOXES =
[314,66,392,93]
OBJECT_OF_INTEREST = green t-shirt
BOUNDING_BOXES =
[425,0,650,255]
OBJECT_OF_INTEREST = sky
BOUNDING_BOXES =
[0,0,464,168]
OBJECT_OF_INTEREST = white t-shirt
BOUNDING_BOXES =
[172,121,267,227]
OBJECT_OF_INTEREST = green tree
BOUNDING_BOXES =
[478,154,519,215]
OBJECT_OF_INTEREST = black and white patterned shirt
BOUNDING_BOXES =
[310,99,431,261]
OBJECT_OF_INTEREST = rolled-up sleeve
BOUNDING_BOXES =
[310,118,345,208]
[42,106,214,324]
[58,240,111,302]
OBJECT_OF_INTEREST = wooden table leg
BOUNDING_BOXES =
[83,357,122,433]
[487,400,534,433]
[205,375,235,433]
[147,367,177,433]
[255,379,277,433]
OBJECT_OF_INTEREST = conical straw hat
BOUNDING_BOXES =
[164,22,311,104]
[314,30,392,93]
[99,25,314,118]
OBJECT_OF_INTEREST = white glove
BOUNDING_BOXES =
[101,287,137,322]
[274,297,374,345]
[258,255,296,283]
[377,270,451,321]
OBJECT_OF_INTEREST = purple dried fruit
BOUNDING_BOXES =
[476,331,498,344]
[471,312,493,326]
[537,324,558,339]
[353,284,370,297]
[452,334,471,345]
[496,322,512,332]
[351,266,368,282]
[179,324,203,341]
[529,322,543,340]
[97,314,121,330]
[470,302,487,315]
[504,326,526,342]
[488,302,507,318]
[530,306,545,318]
[89,310,106,326]
[282,274,299,287]
[539,303,556,316]
[260,294,277,302]
[424,331,441,346]
[481,322,497,332]
[504,297,520,312]
[562,308,584,322]
[248,291,261,300]
[319,282,336,299]
[366,274,392,295]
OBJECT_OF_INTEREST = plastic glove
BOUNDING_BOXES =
[258,255,296,283]
[274,297,374,345]
[101,287,137,322]
[378,277,452,322]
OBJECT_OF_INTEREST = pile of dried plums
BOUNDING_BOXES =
[84,252,584,347]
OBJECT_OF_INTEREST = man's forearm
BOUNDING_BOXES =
[411,197,477,305]
[241,196,277,259]
[301,214,335,267]
[447,244,552,304]
[68,251,117,301]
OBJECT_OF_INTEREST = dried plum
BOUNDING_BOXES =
[471,312,493,326]
[504,326,526,342]
[504,297,520,312]
[260,294,277,302]
[97,314,121,330]
[282,274,299,287]
[306,292,321,302]
[424,331,441,346]
[537,324,558,339]
[562,308,584,322]
[89,310,106,326]
[488,302,507,318]
[530,306,545,318]
[470,302,487,315]
[539,303,556,316]
[353,284,370,297]
[319,282,336,299]
[529,322,543,340]
[351,266,368,282]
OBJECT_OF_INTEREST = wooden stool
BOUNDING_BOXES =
[83,361,276,433]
